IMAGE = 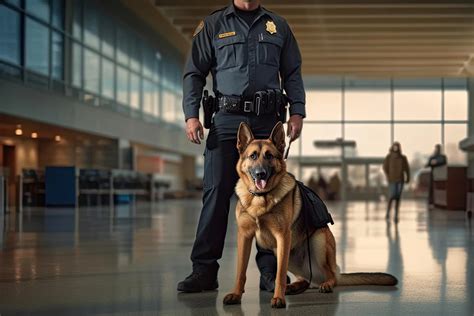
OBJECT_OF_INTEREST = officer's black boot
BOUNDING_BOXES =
[177,270,218,293]
[256,245,290,292]
[259,273,291,292]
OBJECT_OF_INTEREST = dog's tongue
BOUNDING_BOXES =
[255,179,267,191]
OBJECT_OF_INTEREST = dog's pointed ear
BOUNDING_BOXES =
[237,122,254,153]
[269,122,286,154]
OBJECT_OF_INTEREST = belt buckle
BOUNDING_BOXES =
[244,101,252,113]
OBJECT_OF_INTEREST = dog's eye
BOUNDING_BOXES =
[250,152,258,160]
[265,152,274,160]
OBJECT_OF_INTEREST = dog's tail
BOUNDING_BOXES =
[337,273,398,286]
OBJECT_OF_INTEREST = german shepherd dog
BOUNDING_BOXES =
[223,122,398,308]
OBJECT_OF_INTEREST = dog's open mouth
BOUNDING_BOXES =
[255,179,267,191]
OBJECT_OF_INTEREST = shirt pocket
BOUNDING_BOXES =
[214,34,246,70]
[257,34,283,67]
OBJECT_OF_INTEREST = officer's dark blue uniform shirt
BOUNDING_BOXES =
[182,4,306,121]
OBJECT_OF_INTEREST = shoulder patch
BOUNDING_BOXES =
[193,20,205,37]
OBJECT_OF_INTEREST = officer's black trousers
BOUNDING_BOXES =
[190,112,279,277]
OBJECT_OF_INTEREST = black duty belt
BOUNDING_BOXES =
[217,89,286,116]
[217,96,265,115]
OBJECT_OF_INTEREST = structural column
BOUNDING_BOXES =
[468,78,474,138]
[465,78,474,177]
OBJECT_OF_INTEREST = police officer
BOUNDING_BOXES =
[178,0,305,293]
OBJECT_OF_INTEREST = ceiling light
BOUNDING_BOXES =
[55,135,61,142]
[31,132,38,139]
[15,125,23,136]
[459,54,474,75]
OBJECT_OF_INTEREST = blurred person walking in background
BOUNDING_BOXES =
[328,172,341,201]
[383,142,410,223]
[425,144,447,208]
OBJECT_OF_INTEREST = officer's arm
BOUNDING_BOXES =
[182,19,213,121]
[280,23,306,118]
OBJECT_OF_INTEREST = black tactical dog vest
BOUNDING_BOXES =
[290,176,334,232]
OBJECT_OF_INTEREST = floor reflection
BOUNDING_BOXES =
[0,199,472,315]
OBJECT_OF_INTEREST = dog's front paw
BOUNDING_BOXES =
[271,297,286,308]
[318,282,333,293]
[223,293,242,305]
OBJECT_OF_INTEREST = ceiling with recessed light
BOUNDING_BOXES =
[152,0,474,77]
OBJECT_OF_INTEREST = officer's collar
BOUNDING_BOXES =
[224,3,269,19]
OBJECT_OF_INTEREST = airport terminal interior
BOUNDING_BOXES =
[0,0,473,314]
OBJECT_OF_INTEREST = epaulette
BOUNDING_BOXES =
[261,6,274,14]
[209,6,226,16]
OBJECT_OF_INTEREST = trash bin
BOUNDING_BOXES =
[45,166,77,207]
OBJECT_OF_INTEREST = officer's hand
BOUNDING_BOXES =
[287,114,303,142]
[186,118,204,144]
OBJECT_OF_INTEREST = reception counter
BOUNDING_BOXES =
[432,165,467,210]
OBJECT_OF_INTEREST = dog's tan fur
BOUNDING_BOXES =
[223,122,398,308]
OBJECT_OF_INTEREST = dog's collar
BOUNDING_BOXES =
[248,188,273,197]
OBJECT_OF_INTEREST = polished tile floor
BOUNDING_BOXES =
[0,199,473,315]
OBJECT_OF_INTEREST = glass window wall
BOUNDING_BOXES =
[301,124,342,157]
[0,0,192,126]
[306,90,342,121]
[100,17,114,58]
[345,89,390,121]
[445,90,468,121]
[51,31,64,80]
[116,66,129,105]
[25,17,50,75]
[72,42,82,87]
[0,5,20,65]
[143,79,154,115]
[116,28,129,67]
[130,73,140,109]
[345,124,391,157]
[25,0,50,22]
[6,0,21,7]
[83,0,100,49]
[163,90,176,122]
[301,77,468,195]
[83,48,100,93]
[101,58,114,99]
[51,0,64,30]
[72,0,82,40]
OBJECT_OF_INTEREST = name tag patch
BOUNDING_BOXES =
[218,31,236,39]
